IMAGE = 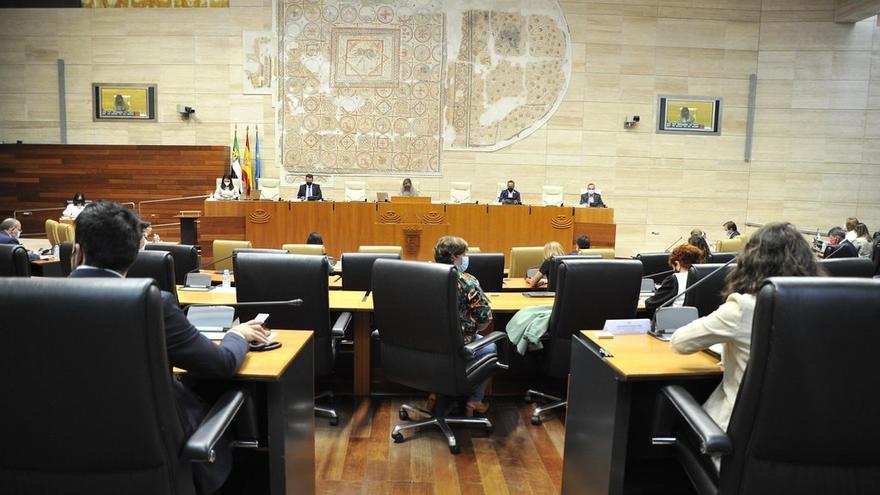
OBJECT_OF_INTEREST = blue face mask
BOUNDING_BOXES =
[457,255,469,272]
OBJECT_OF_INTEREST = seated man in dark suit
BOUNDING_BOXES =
[569,234,591,255]
[68,201,269,494]
[296,173,323,201]
[579,182,605,207]
[823,226,859,258]
[498,180,522,205]
[0,218,39,260]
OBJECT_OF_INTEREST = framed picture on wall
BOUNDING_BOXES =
[657,95,722,135]
[92,83,157,121]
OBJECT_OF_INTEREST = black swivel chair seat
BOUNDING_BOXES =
[464,252,504,292]
[636,252,673,283]
[0,244,31,277]
[128,250,178,298]
[341,252,400,291]
[654,277,880,495]
[0,277,243,495]
[145,243,200,285]
[820,257,874,278]
[683,263,735,317]
[372,259,508,453]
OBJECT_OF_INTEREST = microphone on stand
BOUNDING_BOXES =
[189,253,236,273]
[663,236,683,252]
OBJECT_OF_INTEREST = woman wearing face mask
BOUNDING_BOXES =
[62,192,87,219]
[214,175,239,200]
[433,235,494,416]
[644,244,704,313]
[399,178,418,197]
[526,241,566,289]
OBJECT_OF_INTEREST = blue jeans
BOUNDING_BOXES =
[466,334,497,403]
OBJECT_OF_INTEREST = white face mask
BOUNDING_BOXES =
[456,255,469,272]
[13,229,21,239]
[588,188,595,193]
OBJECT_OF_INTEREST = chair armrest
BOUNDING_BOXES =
[662,385,732,455]
[462,331,507,358]
[182,389,245,463]
[332,311,352,338]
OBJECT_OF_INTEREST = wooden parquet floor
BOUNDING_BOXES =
[315,397,565,495]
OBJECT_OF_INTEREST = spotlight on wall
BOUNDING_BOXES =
[624,115,640,128]
[177,105,196,118]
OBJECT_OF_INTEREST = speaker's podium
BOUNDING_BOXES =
[574,207,615,248]
[174,210,201,245]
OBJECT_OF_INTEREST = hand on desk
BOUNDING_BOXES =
[229,319,271,344]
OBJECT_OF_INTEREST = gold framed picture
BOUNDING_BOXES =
[92,83,157,121]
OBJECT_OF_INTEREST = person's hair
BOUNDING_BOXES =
[845,217,859,231]
[305,173,314,179]
[827,226,845,240]
[0,218,18,231]
[854,223,870,239]
[306,232,323,244]
[587,183,595,188]
[402,178,412,187]
[576,235,591,250]
[220,174,234,190]
[686,234,710,262]
[689,228,705,238]
[72,192,85,206]
[74,201,146,273]
[434,235,468,264]
[873,231,880,241]
[668,244,703,270]
[722,222,823,299]
[543,241,565,260]
[507,180,514,186]
[723,221,738,232]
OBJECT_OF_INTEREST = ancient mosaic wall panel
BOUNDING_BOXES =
[279,0,444,176]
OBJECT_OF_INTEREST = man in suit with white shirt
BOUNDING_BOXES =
[498,180,522,205]
[579,183,605,207]
[296,173,323,201]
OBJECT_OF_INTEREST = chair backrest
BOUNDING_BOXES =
[373,259,471,397]
[0,244,31,277]
[344,181,367,201]
[233,253,334,375]
[546,255,586,292]
[819,257,874,278]
[543,259,642,377]
[874,241,880,275]
[542,185,564,206]
[636,252,672,283]
[508,246,544,278]
[683,263,734,317]
[56,223,74,243]
[709,251,737,264]
[258,178,280,200]
[579,248,615,259]
[449,182,472,203]
[0,277,194,495]
[127,250,178,298]
[212,240,252,271]
[469,247,481,252]
[144,243,199,285]
[357,245,402,255]
[45,219,60,246]
[234,248,289,256]
[282,243,325,255]
[715,237,743,253]
[58,240,74,276]
[341,252,400,291]
[721,277,880,493]
[464,253,504,292]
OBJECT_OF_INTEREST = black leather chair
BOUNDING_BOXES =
[545,255,587,291]
[58,241,74,277]
[464,252,504,292]
[708,251,737,264]
[0,244,31,277]
[234,248,288,255]
[0,277,244,495]
[234,252,350,425]
[683,263,735,317]
[527,259,642,424]
[341,252,400,291]
[874,241,880,276]
[372,259,508,453]
[636,252,673,283]
[654,277,880,495]
[145,243,200,285]
[820,257,874,278]
[128,250,178,298]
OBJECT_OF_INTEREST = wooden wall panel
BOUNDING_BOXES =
[0,144,228,243]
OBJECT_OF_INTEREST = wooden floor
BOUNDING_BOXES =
[315,397,565,495]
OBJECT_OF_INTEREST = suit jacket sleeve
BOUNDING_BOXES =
[314,184,323,200]
[644,274,677,311]
[296,184,306,198]
[161,291,248,378]
[579,193,587,205]
[595,193,605,207]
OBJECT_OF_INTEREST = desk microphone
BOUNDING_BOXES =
[184,299,303,308]
[189,253,236,273]
[824,242,851,259]
[644,269,674,279]
[663,236,683,252]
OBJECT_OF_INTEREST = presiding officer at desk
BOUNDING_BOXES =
[498,180,522,205]
[0,217,39,260]
[297,173,323,201]
[579,182,605,207]
[68,201,269,494]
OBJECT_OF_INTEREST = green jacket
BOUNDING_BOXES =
[505,305,553,355]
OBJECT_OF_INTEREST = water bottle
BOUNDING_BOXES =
[222,269,231,288]
[152,233,160,243]
[52,244,59,259]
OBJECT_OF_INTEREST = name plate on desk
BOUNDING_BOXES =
[603,318,651,335]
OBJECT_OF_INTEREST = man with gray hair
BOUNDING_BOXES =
[0,218,39,260]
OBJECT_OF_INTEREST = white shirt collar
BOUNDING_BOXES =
[74,265,125,278]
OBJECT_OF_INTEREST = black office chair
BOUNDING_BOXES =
[145,243,200,285]
[372,259,508,454]
[636,252,673,283]
[654,277,880,495]
[874,241,880,276]
[820,257,874,278]
[128,250,178,298]
[234,252,350,425]
[464,253,504,292]
[683,263,735,317]
[58,241,74,277]
[341,252,400,291]
[0,244,31,277]
[234,248,289,255]
[0,277,244,495]
[708,252,736,264]
[527,259,643,424]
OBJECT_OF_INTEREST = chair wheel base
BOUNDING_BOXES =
[449,444,461,454]
[530,415,543,425]
[392,432,404,443]
[399,409,409,421]
[329,417,339,426]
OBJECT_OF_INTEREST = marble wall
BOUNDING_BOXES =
[0,0,878,255]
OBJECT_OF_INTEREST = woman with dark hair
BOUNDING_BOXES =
[214,175,239,200]
[399,178,418,197]
[687,234,711,262]
[644,244,704,312]
[306,232,323,245]
[62,192,87,219]
[852,223,872,258]
[671,222,824,432]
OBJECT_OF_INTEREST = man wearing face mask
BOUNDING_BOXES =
[0,218,39,260]
[297,173,323,201]
[498,180,522,205]
[434,235,495,416]
[579,183,605,207]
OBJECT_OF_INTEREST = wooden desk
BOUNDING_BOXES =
[562,331,722,495]
[30,257,61,277]
[176,330,315,495]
